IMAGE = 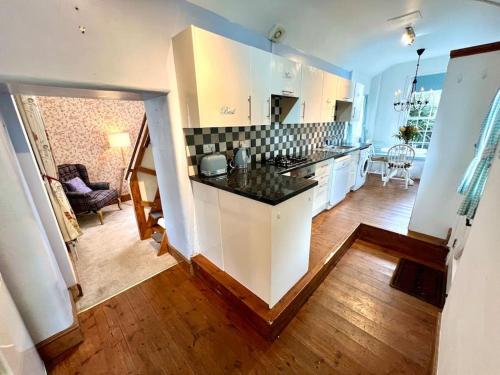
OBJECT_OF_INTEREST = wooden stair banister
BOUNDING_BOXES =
[127,113,170,256]
[126,113,147,181]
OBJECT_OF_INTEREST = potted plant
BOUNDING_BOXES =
[394,125,419,144]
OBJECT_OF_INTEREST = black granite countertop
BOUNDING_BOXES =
[190,163,317,205]
[190,143,371,206]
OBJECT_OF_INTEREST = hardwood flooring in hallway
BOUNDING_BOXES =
[49,174,439,374]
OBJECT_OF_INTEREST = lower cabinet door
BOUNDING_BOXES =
[192,182,224,269]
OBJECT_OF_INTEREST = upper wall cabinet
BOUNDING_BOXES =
[250,48,272,126]
[173,26,252,127]
[271,55,301,97]
[337,76,354,101]
[320,72,338,123]
[300,65,324,123]
[173,25,356,128]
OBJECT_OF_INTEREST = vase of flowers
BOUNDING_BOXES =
[394,125,419,144]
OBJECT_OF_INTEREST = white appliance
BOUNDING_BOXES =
[0,274,46,375]
[328,155,352,208]
[348,150,360,190]
[352,147,370,191]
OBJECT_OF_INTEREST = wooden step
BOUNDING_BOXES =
[149,211,163,220]
[151,232,163,243]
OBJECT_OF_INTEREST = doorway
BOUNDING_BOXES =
[13,93,177,311]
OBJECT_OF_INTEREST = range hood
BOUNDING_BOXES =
[272,94,298,123]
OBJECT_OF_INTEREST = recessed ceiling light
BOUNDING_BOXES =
[402,26,416,46]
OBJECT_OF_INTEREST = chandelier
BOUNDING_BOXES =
[393,48,430,112]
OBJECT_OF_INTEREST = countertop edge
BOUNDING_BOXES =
[190,143,371,206]
[190,176,318,206]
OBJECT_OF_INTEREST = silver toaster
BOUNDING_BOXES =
[199,153,227,177]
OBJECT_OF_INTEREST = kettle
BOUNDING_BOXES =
[230,143,251,169]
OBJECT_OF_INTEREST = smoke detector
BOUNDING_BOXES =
[268,24,286,43]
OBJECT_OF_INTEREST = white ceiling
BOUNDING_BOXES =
[188,0,500,79]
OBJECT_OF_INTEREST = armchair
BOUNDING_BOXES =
[57,164,121,224]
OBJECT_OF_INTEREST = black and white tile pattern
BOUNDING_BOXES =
[184,99,346,175]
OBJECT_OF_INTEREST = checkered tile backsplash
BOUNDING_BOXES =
[184,99,346,175]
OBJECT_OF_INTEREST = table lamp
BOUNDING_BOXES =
[108,132,131,195]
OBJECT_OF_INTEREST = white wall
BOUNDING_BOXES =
[365,55,449,146]
[0,120,73,344]
[437,149,500,374]
[0,95,78,287]
[0,0,351,260]
[0,273,46,374]
[409,51,500,238]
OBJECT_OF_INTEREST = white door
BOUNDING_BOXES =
[321,72,338,122]
[250,47,272,125]
[194,28,251,127]
[301,65,324,124]
[271,55,301,97]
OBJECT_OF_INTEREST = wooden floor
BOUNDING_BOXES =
[310,173,418,267]
[49,174,440,374]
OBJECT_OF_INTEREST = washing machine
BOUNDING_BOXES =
[352,147,370,191]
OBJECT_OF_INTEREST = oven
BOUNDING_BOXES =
[281,163,316,179]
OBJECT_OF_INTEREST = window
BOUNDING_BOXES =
[407,90,442,150]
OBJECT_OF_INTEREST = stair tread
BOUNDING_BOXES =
[149,211,163,220]
[151,232,163,243]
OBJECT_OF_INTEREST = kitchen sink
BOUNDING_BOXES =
[326,145,355,151]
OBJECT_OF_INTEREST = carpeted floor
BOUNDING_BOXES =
[74,201,177,311]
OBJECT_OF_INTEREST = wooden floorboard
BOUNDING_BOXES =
[309,174,419,268]
[49,174,439,374]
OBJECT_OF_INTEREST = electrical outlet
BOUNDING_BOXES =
[202,144,215,154]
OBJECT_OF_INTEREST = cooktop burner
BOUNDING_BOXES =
[265,154,309,168]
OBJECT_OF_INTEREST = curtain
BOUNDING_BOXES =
[457,89,500,220]
[15,96,82,242]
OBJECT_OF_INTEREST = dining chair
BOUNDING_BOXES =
[383,144,416,189]
[368,145,388,181]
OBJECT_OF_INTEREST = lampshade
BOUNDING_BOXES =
[108,132,131,148]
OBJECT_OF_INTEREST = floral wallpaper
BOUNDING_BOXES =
[36,96,145,194]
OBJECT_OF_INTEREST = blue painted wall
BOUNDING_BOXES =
[416,73,446,91]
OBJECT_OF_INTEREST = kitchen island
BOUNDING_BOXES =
[191,164,317,308]
[190,145,370,308]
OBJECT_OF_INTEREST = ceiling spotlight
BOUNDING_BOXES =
[402,26,416,46]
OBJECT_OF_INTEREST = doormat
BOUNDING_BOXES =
[390,258,446,308]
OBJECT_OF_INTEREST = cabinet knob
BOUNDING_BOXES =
[276,213,281,220]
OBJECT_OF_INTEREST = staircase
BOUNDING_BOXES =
[126,114,169,255]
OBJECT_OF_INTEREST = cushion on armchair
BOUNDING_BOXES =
[64,177,92,193]
[88,181,110,190]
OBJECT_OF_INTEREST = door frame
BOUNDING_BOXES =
[0,83,169,288]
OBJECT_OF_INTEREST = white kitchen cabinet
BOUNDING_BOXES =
[192,182,224,269]
[337,76,354,101]
[192,179,313,308]
[312,159,333,216]
[219,189,312,307]
[321,72,338,122]
[271,54,302,97]
[173,25,251,127]
[250,47,272,125]
[300,65,324,123]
